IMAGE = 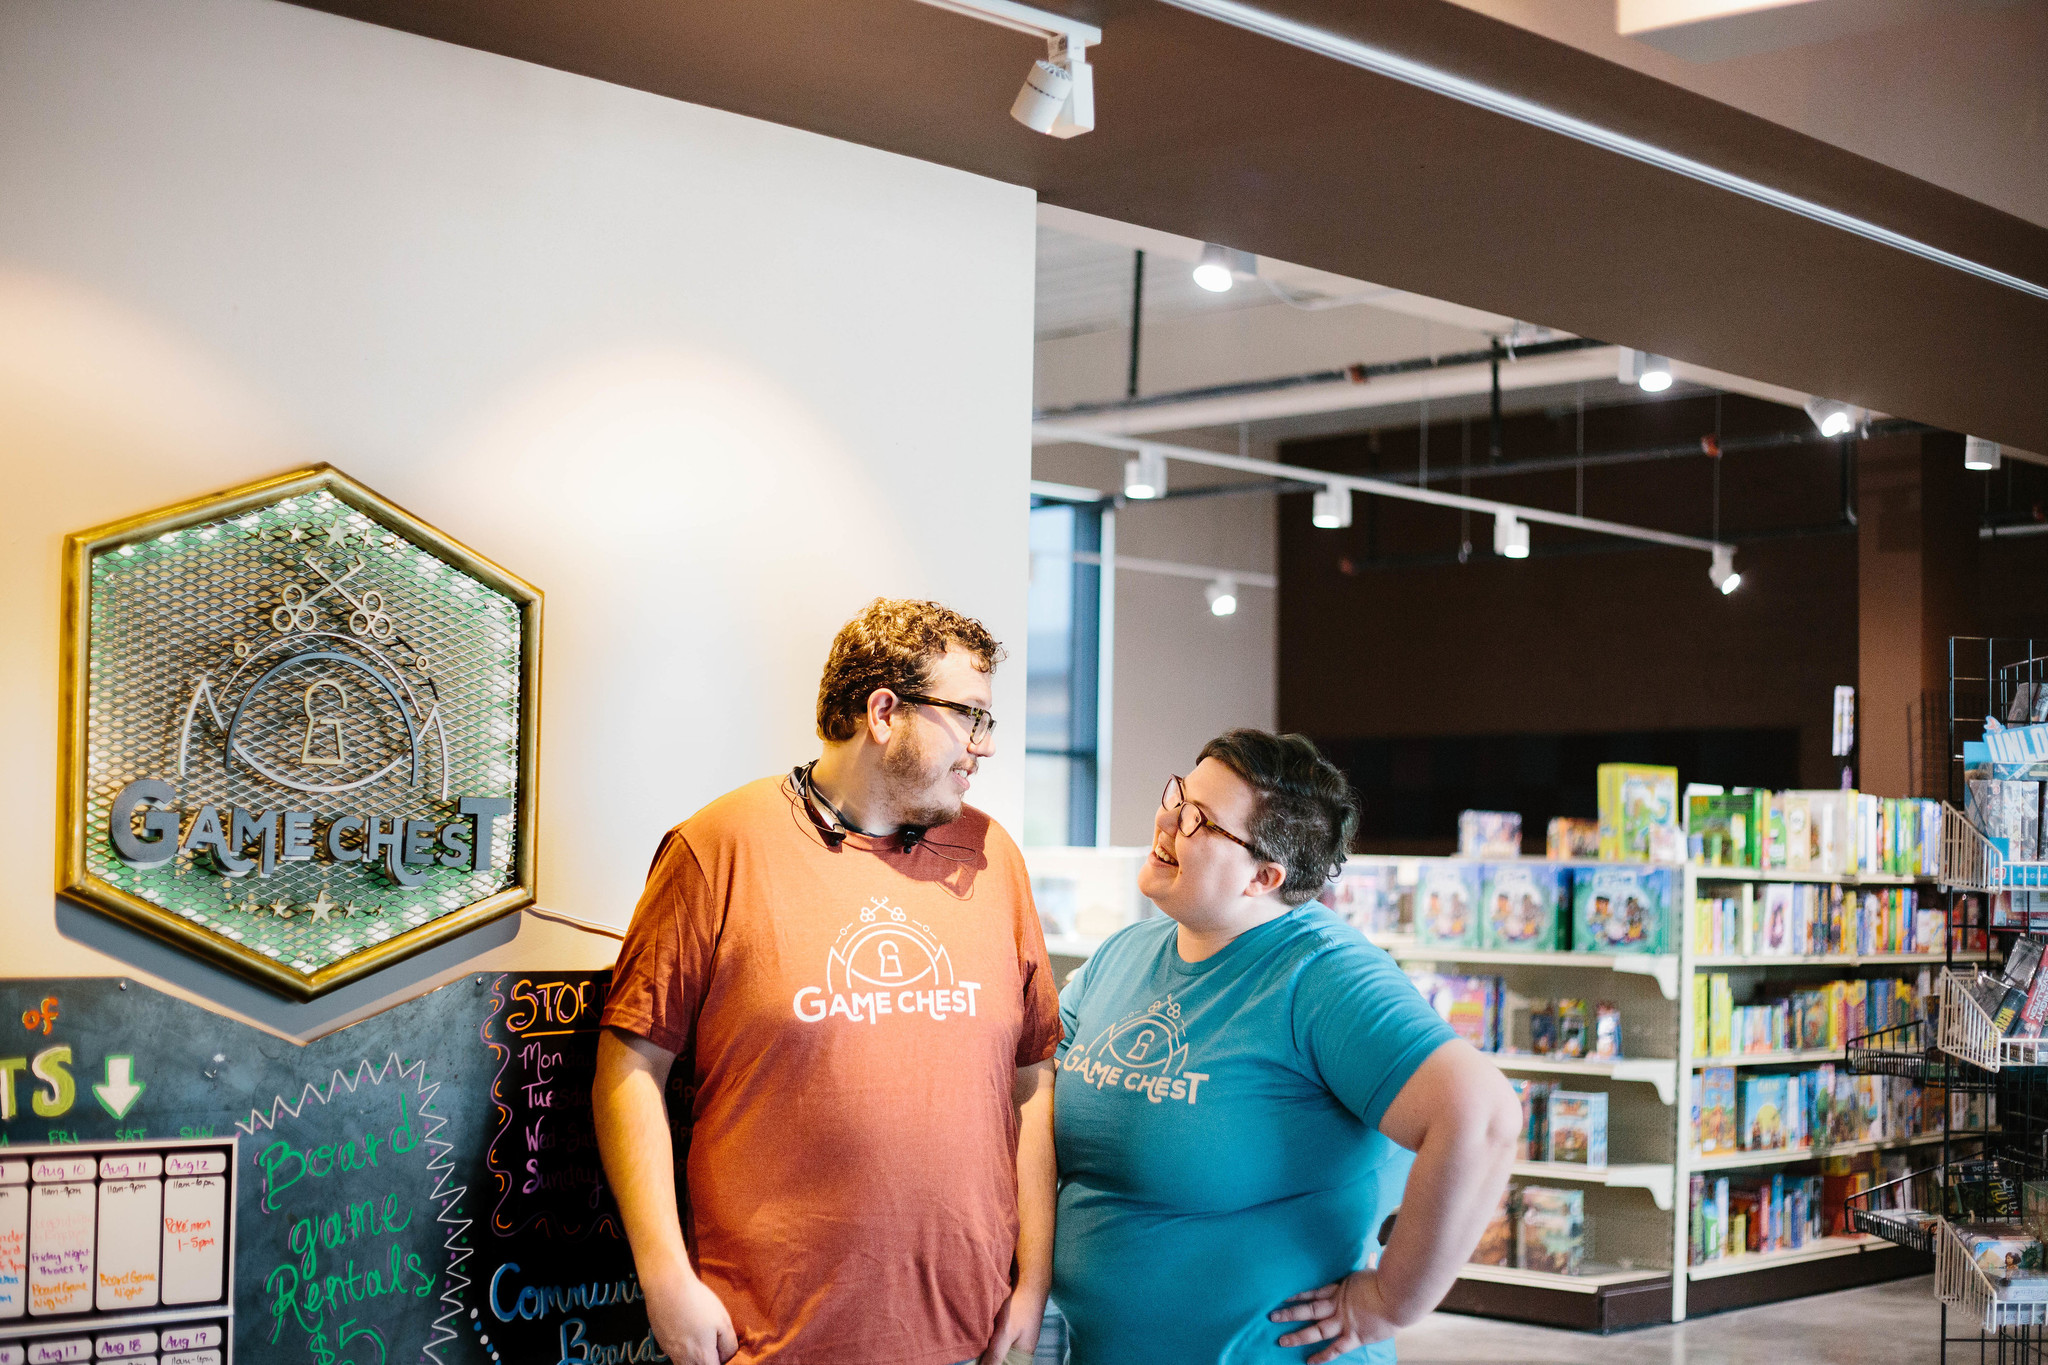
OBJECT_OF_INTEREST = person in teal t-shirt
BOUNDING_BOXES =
[1051,731,1521,1364]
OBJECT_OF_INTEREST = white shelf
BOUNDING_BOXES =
[1511,1160,1676,1210]
[1488,1053,1678,1104]
[1686,1234,1889,1281]
[1044,934,1105,958]
[1692,952,1967,968]
[1457,1262,1667,1292]
[1690,1131,1946,1172]
[1388,945,1681,999]
[1692,1048,1844,1069]
[1691,867,1934,887]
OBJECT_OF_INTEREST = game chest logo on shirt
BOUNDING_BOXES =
[792,896,984,1025]
[1065,996,1209,1105]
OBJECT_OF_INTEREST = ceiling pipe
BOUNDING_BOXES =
[1035,423,1732,557]
[1038,337,1603,423]
[1035,343,1823,437]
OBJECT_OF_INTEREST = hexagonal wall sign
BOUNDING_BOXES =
[59,465,541,999]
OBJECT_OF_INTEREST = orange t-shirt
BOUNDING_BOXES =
[601,774,1060,1365]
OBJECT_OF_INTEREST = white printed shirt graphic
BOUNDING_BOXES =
[792,896,982,1024]
[1064,995,1209,1105]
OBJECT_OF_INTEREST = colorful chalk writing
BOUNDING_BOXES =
[0,974,661,1362]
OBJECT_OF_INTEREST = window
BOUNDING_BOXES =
[1025,498,1104,845]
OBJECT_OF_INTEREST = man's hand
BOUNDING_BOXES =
[978,1282,1047,1365]
[646,1272,739,1365]
[1268,1268,1398,1365]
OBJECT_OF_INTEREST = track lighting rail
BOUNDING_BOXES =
[1034,423,1733,558]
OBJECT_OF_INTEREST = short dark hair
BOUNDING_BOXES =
[1197,729,1358,906]
[816,599,1006,743]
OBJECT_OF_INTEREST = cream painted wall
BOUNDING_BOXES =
[0,0,1036,1038]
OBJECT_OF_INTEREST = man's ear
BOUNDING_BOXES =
[865,688,903,745]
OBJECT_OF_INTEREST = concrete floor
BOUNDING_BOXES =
[1395,1275,1947,1365]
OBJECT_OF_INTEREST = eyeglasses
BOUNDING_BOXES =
[897,692,997,745]
[1161,775,1265,860]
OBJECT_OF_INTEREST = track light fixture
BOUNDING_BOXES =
[1710,546,1742,595]
[1204,576,1238,617]
[1966,436,2002,472]
[1311,484,1353,529]
[911,0,1099,136]
[1803,397,1860,439]
[1493,512,1529,559]
[1123,447,1167,500]
[1618,348,1674,393]
[1193,243,1256,293]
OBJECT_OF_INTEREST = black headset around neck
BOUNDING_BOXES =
[791,762,927,853]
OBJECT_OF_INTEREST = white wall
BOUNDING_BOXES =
[0,0,1036,1037]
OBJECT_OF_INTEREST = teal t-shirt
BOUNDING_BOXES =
[1051,906,1456,1365]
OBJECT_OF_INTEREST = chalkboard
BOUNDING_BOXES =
[0,973,684,1364]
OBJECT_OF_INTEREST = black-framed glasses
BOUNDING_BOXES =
[1161,775,1265,860]
[898,692,997,745]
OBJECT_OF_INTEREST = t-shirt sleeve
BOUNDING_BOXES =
[1292,938,1458,1134]
[1008,853,1062,1069]
[600,828,720,1058]
[1055,950,1095,1064]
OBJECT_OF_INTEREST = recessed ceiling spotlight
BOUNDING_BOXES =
[1618,348,1674,393]
[1710,545,1742,595]
[1205,576,1239,617]
[1493,511,1529,559]
[1123,447,1168,499]
[1966,436,2002,471]
[1311,484,1353,529]
[1193,243,1256,293]
[1803,397,1860,439]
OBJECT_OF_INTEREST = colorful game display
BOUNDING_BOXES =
[1572,866,1671,954]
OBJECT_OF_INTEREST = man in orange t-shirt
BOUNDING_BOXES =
[595,599,1060,1365]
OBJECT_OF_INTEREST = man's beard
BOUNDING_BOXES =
[882,723,965,829]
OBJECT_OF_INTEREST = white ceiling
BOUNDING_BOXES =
[1034,224,1284,342]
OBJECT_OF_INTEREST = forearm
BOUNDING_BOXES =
[1013,1067,1056,1295]
[593,1027,699,1292]
[1374,1098,1516,1324]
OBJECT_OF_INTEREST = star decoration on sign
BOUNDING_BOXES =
[343,901,361,919]
[323,520,348,548]
[308,889,337,923]
[270,899,292,919]
[287,526,304,543]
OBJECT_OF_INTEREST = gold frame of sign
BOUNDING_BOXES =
[58,465,543,999]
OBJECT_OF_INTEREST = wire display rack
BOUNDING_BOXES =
[1932,639,2048,1362]
[1851,1016,1998,1091]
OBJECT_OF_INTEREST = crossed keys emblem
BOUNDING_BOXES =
[270,553,397,641]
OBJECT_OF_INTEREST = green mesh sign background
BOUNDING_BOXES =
[84,488,525,980]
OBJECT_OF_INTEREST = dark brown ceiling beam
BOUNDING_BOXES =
[283,0,2048,451]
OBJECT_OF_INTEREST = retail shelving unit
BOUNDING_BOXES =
[1384,859,1947,1330]
[1023,844,1948,1333]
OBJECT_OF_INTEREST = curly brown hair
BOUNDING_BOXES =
[816,599,1007,742]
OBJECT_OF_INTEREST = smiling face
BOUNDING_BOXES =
[880,645,995,828]
[1138,757,1285,927]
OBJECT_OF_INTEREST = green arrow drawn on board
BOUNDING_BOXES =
[93,1055,145,1120]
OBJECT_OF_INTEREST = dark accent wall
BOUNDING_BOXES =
[1280,394,2048,844]
[1277,394,1859,847]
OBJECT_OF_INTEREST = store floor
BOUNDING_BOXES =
[1395,1276,1941,1364]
